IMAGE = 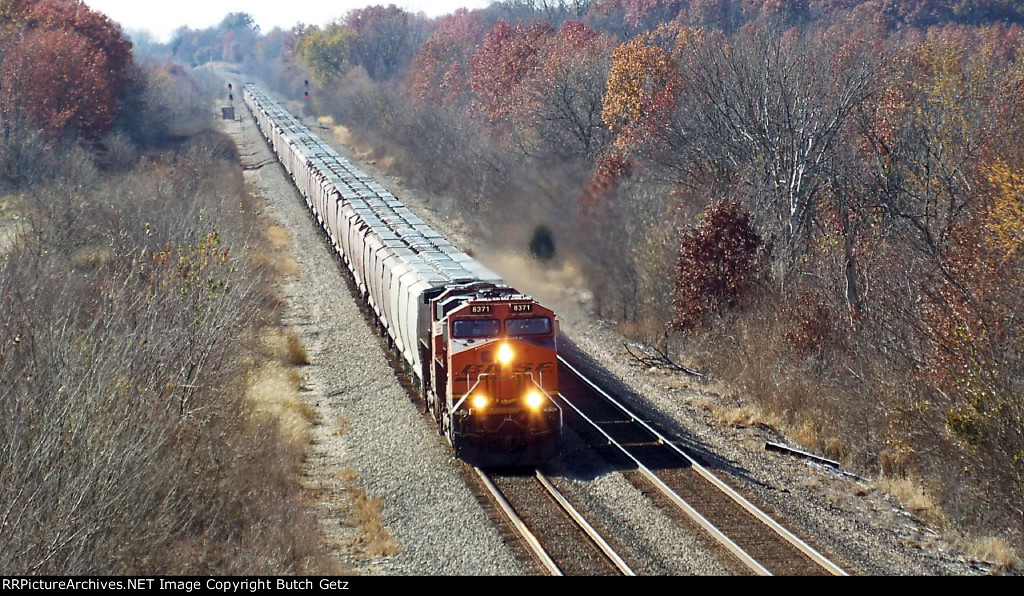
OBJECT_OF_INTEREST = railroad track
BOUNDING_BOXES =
[556,356,848,576]
[475,468,635,576]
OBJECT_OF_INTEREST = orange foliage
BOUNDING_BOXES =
[602,35,677,149]
[602,24,700,154]
[983,159,1024,267]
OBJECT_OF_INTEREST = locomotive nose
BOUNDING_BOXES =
[460,340,557,412]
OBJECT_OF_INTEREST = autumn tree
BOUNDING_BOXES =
[169,25,221,66]
[875,0,1024,28]
[909,167,1024,536]
[462,18,617,161]
[603,19,882,303]
[296,23,354,87]
[528,21,616,159]
[0,0,133,148]
[468,20,555,127]
[249,26,304,95]
[345,4,427,81]
[405,8,486,107]
[601,23,687,158]
[489,0,590,25]
[856,26,998,335]
[984,160,1024,262]
[620,0,689,29]
[123,62,210,143]
[217,12,260,63]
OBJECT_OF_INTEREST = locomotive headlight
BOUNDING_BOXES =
[471,394,489,410]
[525,391,544,410]
[497,343,514,365]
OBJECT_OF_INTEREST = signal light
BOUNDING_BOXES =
[304,91,309,100]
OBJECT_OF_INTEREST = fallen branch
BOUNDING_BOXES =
[623,342,710,381]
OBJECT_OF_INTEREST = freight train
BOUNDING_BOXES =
[243,84,562,467]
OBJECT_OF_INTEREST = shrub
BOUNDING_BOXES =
[673,199,762,332]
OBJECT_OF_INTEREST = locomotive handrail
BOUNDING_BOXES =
[524,373,564,421]
[452,376,487,412]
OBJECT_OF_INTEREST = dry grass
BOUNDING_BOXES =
[696,314,1024,573]
[875,477,945,527]
[862,471,1024,571]
[789,419,821,453]
[339,467,359,483]
[685,394,717,413]
[878,448,912,479]
[0,194,25,254]
[719,403,777,430]
[346,484,402,558]
[259,327,311,366]
[71,245,114,270]
[0,193,21,216]
[285,331,311,365]
[318,115,353,147]
[265,223,290,250]
[965,536,1021,574]
[334,467,401,558]
[253,222,299,279]
[246,361,315,449]
[822,437,846,462]
[0,130,337,574]
[332,126,354,145]
[691,384,785,435]
[324,118,395,172]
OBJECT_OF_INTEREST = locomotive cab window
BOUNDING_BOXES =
[505,317,552,336]
[453,319,500,339]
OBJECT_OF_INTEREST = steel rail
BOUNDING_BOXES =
[475,467,562,576]
[555,362,771,575]
[534,471,636,576]
[558,355,848,577]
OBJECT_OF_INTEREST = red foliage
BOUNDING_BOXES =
[673,199,762,332]
[581,154,633,209]
[467,20,555,124]
[558,19,600,45]
[0,0,133,140]
[405,9,485,107]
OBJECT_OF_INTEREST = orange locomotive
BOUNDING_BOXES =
[426,283,562,467]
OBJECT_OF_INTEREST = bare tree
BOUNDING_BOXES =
[676,22,882,278]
